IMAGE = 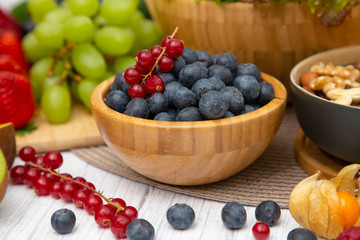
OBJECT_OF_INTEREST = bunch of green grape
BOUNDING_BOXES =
[22,0,162,124]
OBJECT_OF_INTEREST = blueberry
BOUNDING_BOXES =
[171,56,186,78]
[287,228,317,240]
[176,107,203,121]
[255,200,281,227]
[114,70,126,91]
[154,112,175,121]
[126,218,155,240]
[208,64,233,86]
[164,81,183,106]
[240,104,256,115]
[257,82,275,105]
[148,93,168,115]
[208,77,226,91]
[233,75,260,103]
[179,62,208,88]
[157,72,176,85]
[220,86,244,115]
[249,103,262,110]
[221,202,247,229]
[213,53,238,72]
[21,17,35,35]
[51,208,76,234]
[236,63,262,82]
[196,50,213,67]
[173,87,198,110]
[105,90,130,113]
[199,91,229,120]
[167,108,178,119]
[166,203,195,230]
[224,111,235,118]
[181,47,199,64]
[109,81,118,92]
[124,98,150,118]
[191,78,214,100]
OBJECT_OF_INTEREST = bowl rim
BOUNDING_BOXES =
[290,44,360,110]
[91,72,287,129]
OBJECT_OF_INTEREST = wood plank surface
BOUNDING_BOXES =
[16,102,105,153]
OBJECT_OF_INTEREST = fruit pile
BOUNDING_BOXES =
[22,0,162,124]
[0,10,35,129]
[105,30,275,121]
[10,146,140,239]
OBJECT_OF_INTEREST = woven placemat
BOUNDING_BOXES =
[72,107,309,209]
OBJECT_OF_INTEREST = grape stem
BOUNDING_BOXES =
[141,26,179,83]
[28,162,124,212]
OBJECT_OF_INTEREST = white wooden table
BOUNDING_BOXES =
[0,151,304,240]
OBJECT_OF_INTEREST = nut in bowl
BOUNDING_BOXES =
[91,73,286,186]
[290,45,360,163]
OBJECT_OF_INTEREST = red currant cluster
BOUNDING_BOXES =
[10,146,137,239]
[125,27,184,99]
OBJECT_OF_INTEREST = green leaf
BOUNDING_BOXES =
[11,1,29,23]
[15,122,38,136]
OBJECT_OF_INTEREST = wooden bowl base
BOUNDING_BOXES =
[295,129,350,179]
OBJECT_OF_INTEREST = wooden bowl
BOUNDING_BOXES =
[145,0,360,98]
[91,73,287,185]
[290,45,360,163]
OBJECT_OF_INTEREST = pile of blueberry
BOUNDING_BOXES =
[105,46,275,121]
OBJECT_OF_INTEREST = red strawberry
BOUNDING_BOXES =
[0,9,22,39]
[0,55,24,74]
[0,31,29,74]
[0,71,35,129]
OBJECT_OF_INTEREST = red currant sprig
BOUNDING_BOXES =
[11,146,138,239]
[125,26,184,99]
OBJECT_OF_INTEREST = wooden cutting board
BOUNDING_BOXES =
[16,102,105,153]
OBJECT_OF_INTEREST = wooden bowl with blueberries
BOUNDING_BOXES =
[290,45,360,163]
[91,43,287,186]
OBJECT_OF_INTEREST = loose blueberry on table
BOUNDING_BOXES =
[221,201,247,229]
[105,28,275,121]
[166,203,196,230]
[255,200,281,227]
[10,146,146,239]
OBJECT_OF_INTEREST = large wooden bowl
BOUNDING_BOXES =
[145,0,360,98]
[91,73,287,185]
[290,45,360,163]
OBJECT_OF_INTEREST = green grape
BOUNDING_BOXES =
[113,56,136,73]
[30,57,53,101]
[34,21,64,49]
[70,80,80,101]
[100,0,139,25]
[97,69,114,83]
[94,26,134,56]
[63,16,94,43]
[127,10,145,28]
[41,84,72,124]
[21,32,53,63]
[71,43,106,79]
[42,76,68,92]
[44,8,72,24]
[130,19,163,55]
[28,0,57,23]
[68,0,98,17]
[77,79,98,109]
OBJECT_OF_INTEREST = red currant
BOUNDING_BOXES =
[110,213,132,239]
[136,50,155,71]
[73,189,90,209]
[33,176,52,196]
[150,45,163,58]
[23,167,42,187]
[59,181,79,202]
[85,194,103,215]
[128,83,147,99]
[18,146,36,162]
[124,67,142,85]
[49,181,61,199]
[31,155,47,167]
[158,56,174,72]
[82,181,96,191]
[44,151,63,170]
[10,165,27,184]
[43,171,60,182]
[165,38,184,58]
[112,198,126,209]
[73,176,87,185]
[161,35,172,47]
[120,206,138,221]
[252,222,270,240]
[145,75,165,94]
[135,63,148,75]
[94,204,116,228]
[60,173,73,182]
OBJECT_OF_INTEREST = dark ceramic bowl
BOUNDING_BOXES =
[290,45,360,163]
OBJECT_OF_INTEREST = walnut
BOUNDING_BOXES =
[310,62,360,82]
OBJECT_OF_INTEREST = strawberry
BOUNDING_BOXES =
[0,31,29,74]
[0,55,25,74]
[0,9,22,39]
[0,71,35,129]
